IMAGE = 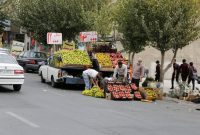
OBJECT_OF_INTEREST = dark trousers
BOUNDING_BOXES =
[171,73,179,88]
[181,75,188,82]
[155,74,160,82]
[188,77,195,90]
[132,78,140,87]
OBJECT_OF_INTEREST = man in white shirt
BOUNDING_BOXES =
[82,68,102,90]
[113,61,128,82]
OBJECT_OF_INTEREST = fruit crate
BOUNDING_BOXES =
[105,82,137,100]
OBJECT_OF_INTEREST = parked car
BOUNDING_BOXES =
[17,51,47,72]
[0,48,10,53]
[0,51,24,91]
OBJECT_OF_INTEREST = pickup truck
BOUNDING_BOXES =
[39,57,85,87]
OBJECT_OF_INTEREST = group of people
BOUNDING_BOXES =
[82,57,198,92]
[155,59,198,90]
[82,59,145,90]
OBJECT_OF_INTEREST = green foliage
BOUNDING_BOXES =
[83,0,113,41]
[141,0,200,53]
[116,0,200,81]
[115,0,148,54]
[0,10,7,33]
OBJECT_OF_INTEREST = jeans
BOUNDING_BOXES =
[82,73,91,90]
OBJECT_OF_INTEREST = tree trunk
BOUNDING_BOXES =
[128,52,131,65]
[160,51,166,82]
[131,52,135,65]
[164,48,178,73]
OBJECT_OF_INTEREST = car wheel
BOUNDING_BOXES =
[51,76,57,88]
[41,73,46,83]
[13,85,22,91]
[24,65,28,73]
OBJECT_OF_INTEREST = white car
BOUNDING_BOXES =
[0,52,24,91]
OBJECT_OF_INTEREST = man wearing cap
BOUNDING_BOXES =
[113,61,128,83]
[132,58,145,87]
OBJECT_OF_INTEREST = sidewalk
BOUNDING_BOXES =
[163,80,200,93]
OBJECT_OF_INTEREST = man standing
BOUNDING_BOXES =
[179,59,189,83]
[170,59,179,89]
[132,58,144,87]
[113,61,128,83]
[155,60,160,82]
[188,62,197,90]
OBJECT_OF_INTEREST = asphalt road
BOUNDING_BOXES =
[0,73,200,135]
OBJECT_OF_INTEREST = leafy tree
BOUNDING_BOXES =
[15,0,110,44]
[114,0,148,64]
[0,10,7,33]
[140,0,200,81]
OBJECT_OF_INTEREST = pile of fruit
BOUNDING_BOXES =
[107,83,136,99]
[82,86,105,98]
[143,88,158,100]
[96,53,112,68]
[52,50,92,67]
[110,52,127,68]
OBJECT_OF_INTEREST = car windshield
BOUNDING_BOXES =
[0,53,17,64]
[30,52,47,59]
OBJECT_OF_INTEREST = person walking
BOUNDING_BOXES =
[132,58,144,87]
[179,59,189,83]
[170,59,179,89]
[155,60,160,82]
[188,62,197,90]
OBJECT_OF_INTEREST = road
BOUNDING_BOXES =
[0,73,200,135]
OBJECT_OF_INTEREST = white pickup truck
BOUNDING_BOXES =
[39,57,85,87]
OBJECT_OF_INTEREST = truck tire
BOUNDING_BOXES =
[13,85,22,91]
[51,76,57,88]
[41,73,46,83]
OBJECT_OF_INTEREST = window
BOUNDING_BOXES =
[0,54,17,64]
[30,52,47,59]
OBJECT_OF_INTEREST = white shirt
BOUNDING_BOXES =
[83,69,98,78]
[113,64,128,78]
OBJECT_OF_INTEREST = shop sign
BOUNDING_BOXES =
[80,31,97,42]
[47,33,62,44]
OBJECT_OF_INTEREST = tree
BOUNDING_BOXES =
[140,0,200,81]
[114,0,148,64]
[81,0,113,41]
[0,10,7,33]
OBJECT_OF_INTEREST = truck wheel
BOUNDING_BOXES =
[51,76,57,88]
[13,85,22,91]
[41,73,46,83]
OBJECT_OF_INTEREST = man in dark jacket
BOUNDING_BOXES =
[155,60,160,82]
[170,59,179,89]
[179,59,189,83]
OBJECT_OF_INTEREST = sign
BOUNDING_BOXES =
[11,41,25,56]
[80,31,97,42]
[47,33,62,44]
[62,41,75,50]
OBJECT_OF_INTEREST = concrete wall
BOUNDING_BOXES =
[116,39,200,80]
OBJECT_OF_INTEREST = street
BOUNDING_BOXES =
[0,73,200,135]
